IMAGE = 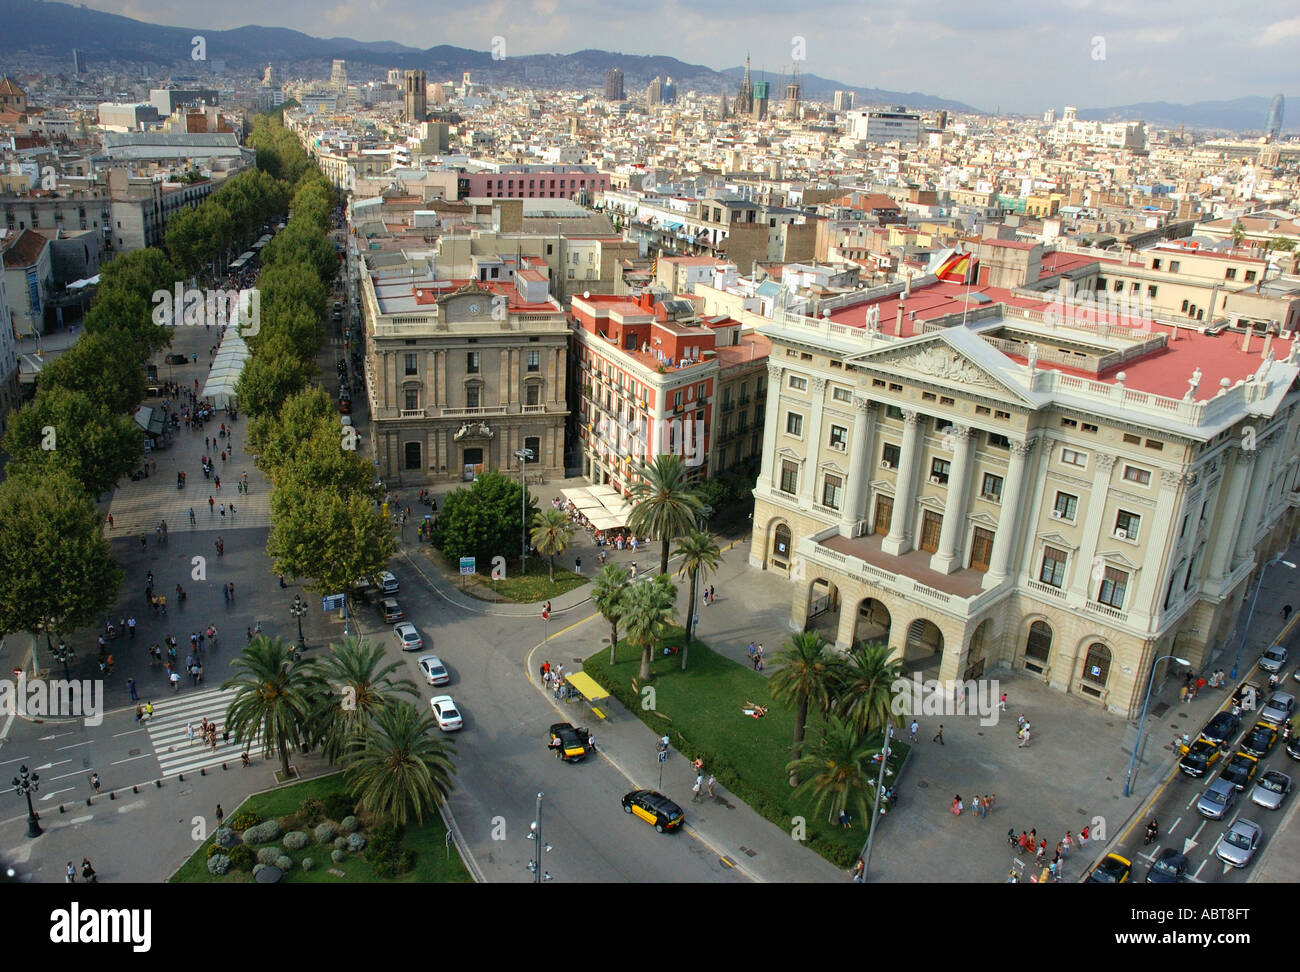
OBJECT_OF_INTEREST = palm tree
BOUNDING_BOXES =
[221,636,319,779]
[623,573,677,680]
[786,714,880,827]
[591,564,631,665]
[308,636,419,765]
[530,508,573,583]
[674,529,722,670]
[768,631,840,786]
[1230,220,1246,251]
[343,700,457,827]
[833,640,903,737]
[628,454,704,575]
[1259,238,1296,292]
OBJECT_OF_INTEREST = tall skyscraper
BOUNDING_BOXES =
[752,80,769,121]
[330,59,348,92]
[72,49,87,74]
[604,68,624,101]
[646,76,663,108]
[404,69,427,122]
[833,90,854,112]
[1266,94,1285,140]
[661,76,676,105]
[262,64,278,87]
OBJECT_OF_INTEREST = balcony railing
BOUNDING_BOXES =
[441,406,503,417]
[398,408,426,418]
[1025,579,1066,599]
[521,404,548,413]
[1084,600,1128,623]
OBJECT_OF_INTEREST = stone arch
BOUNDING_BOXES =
[1077,639,1114,699]
[902,617,944,673]
[1021,616,1054,676]
[963,617,993,681]
[852,597,892,648]
[762,519,793,573]
[805,577,840,641]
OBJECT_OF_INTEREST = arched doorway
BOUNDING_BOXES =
[771,522,793,571]
[805,579,840,642]
[1079,641,1112,699]
[1024,620,1052,675]
[903,618,944,673]
[964,618,992,681]
[853,598,892,647]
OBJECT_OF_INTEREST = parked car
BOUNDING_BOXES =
[429,695,463,732]
[1287,734,1300,761]
[621,789,684,833]
[1259,644,1288,673]
[393,622,422,651]
[1084,853,1132,883]
[1179,738,1223,778]
[417,655,450,686]
[377,571,398,594]
[379,597,403,623]
[1250,770,1292,810]
[1200,711,1242,746]
[1215,819,1262,868]
[1240,723,1278,759]
[1196,778,1238,819]
[548,722,591,762]
[1260,691,1296,727]
[1145,848,1189,883]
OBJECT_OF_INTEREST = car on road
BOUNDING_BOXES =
[1145,848,1189,884]
[1259,644,1288,673]
[1220,752,1260,791]
[1179,738,1223,778]
[165,353,188,365]
[1084,853,1132,883]
[1250,770,1292,810]
[380,597,404,623]
[338,397,352,415]
[548,722,591,762]
[1232,681,1264,712]
[1260,691,1296,727]
[1200,711,1242,746]
[429,695,463,731]
[417,655,450,686]
[1216,819,1262,868]
[1196,778,1239,819]
[1287,734,1300,761]
[1240,722,1278,759]
[622,789,684,833]
[393,622,423,651]
[377,570,398,594]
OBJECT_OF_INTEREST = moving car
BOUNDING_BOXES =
[338,397,352,415]
[429,695,463,732]
[1240,723,1278,759]
[1215,819,1262,868]
[1178,738,1223,778]
[1260,691,1296,727]
[1250,770,1292,810]
[548,722,591,762]
[417,655,450,686]
[1196,778,1238,819]
[1084,853,1131,883]
[1220,752,1259,791]
[1200,711,1242,747]
[379,597,404,623]
[1145,848,1189,884]
[621,789,684,833]
[165,353,187,365]
[1259,644,1288,673]
[377,570,399,594]
[393,622,423,651]
[1287,734,1300,761]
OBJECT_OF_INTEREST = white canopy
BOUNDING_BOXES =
[199,328,251,410]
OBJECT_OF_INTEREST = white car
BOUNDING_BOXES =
[430,695,463,732]
[1259,644,1288,673]
[393,622,422,652]
[418,655,450,686]
[377,570,398,594]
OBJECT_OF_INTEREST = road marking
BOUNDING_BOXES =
[1184,820,1205,854]
[66,815,92,825]
[55,740,91,751]
[0,754,31,766]
[1168,815,1182,834]
[116,801,146,813]
[112,728,148,738]
[31,760,70,771]
[1193,857,1207,879]
[110,753,153,766]
[39,732,73,741]
[47,769,92,782]
[38,787,75,801]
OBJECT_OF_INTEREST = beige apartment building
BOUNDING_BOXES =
[749,287,1300,718]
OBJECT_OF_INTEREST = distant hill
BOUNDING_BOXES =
[1076,96,1299,134]
[717,66,982,113]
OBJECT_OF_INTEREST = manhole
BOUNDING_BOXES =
[738,846,758,858]
[917,780,930,789]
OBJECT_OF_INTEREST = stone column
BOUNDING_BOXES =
[1134,470,1190,619]
[930,425,976,574]
[982,437,1035,589]
[1070,453,1117,603]
[799,376,829,508]
[1208,449,1251,584]
[1234,438,1277,565]
[839,399,877,538]
[757,362,783,490]
[881,409,923,556]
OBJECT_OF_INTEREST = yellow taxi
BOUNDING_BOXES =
[621,789,684,833]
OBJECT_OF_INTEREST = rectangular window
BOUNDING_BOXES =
[466,351,480,374]
[1115,510,1140,540]
[1123,465,1151,485]
[1081,423,1098,433]
[779,460,798,494]
[788,374,807,391]
[1061,417,1078,429]
[1147,286,1157,298]
[1144,439,1163,451]
[970,527,995,572]
[1152,258,1162,270]
[987,432,1010,448]
[930,458,951,485]
[1245,270,1257,283]
[673,390,683,410]
[1122,433,1141,444]
[786,412,804,436]
[404,353,418,376]
[975,405,992,415]
[526,384,540,406]
[822,474,843,510]
[527,350,540,372]
[922,391,937,402]
[1169,261,1180,272]
[1039,546,1067,587]
[829,425,848,450]
[1061,448,1087,467]
[981,473,1003,501]
[994,410,1011,420]
[1097,566,1128,608]
[832,387,852,402]
[466,385,480,408]
[404,388,419,410]
[886,405,904,420]
[882,443,901,467]
[872,379,887,388]
[939,396,955,406]
[1053,492,1078,520]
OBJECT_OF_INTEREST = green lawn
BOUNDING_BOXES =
[421,546,587,603]
[170,773,474,883]
[582,628,906,867]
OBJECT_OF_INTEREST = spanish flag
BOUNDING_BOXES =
[935,251,977,284]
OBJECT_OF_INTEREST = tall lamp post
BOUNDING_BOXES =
[52,640,74,681]
[525,791,551,882]
[290,595,307,647]
[515,447,534,573]
[1231,554,1296,679]
[1123,654,1190,797]
[857,726,894,882]
[12,765,41,838]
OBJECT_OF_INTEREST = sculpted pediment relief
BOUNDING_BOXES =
[886,345,1003,391]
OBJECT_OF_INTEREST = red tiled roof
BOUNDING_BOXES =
[1,228,48,267]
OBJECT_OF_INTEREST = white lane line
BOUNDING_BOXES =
[55,741,91,751]
[109,753,153,767]
[38,787,75,801]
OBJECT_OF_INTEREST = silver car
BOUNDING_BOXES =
[1260,691,1296,727]
[1250,770,1292,810]
[1259,645,1288,673]
[1215,818,1262,868]
[1196,778,1238,819]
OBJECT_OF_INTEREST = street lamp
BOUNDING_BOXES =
[515,447,534,573]
[290,594,307,647]
[697,503,713,531]
[52,639,74,681]
[857,726,893,882]
[525,791,551,882]
[1231,554,1296,679]
[1123,654,1191,797]
[12,765,41,838]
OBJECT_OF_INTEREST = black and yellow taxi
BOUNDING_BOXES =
[1085,853,1132,884]
[548,722,590,762]
[1220,751,1260,791]
[1240,722,1278,759]
[621,789,684,833]
[1178,737,1223,778]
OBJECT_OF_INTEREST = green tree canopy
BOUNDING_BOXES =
[628,454,704,575]
[430,471,536,569]
[248,387,336,477]
[529,508,573,582]
[623,572,678,680]
[3,387,142,496]
[769,631,840,786]
[221,636,319,779]
[234,336,312,418]
[591,564,630,665]
[267,484,396,597]
[308,636,418,765]
[39,331,146,414]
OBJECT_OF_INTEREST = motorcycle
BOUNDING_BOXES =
[1143,822,1159,846]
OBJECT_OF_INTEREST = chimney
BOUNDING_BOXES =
[895,301,905,336]
[1242,328,1253,353]
[1262,329,1273,359]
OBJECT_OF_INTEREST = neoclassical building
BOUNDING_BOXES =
[748,284,1300,718]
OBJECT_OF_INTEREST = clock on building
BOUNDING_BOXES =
[467,302,480,314]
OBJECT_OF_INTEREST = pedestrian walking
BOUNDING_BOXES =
[748,641,756,660]
[216,537,224,556]
[188,722,195,745]
[66,862,76,883]
[951,795,963,815]
[1018,729,1031,748]
[90,772,100,793]
[851,857,865,883]
[219,504,226,519]
[999,691,1007,711]
[909,719,919,742]
[106,513,113,529]
[189,507,196,525]
[216,804,224,826]
[707,774,716,796]
[708,585,715,603]
[215,475,221,490]
[209,496,214,513]
[127,677,138,702]
[933,724,944,745]
[970,794,981,817]
[981,793,990,818]
[1285,604,1293,622]
[170,671,181,692]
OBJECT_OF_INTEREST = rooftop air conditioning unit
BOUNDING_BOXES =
[929,476,942,485]
[880,460,893,469]
[1114,528,1128,540]
[1051,510,1064,519]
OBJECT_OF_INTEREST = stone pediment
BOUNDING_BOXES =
[1037,531,1078,551]
[776,446,802,459]
[845,329,1034,405]
[1095,549,1141,570]
[969,511,999,527]
[818,458,847,475]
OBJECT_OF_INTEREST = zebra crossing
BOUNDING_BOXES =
[143,686,263,777]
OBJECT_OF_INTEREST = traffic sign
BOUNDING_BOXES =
[460,557,476,575]
[321,594,345,611]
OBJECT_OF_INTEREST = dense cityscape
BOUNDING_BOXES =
[1,0,1298,931]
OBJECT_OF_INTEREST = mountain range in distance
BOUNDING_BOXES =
[0,0,1292,132]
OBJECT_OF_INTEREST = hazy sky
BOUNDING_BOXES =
[92,0,1297,113]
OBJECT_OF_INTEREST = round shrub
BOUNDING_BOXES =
[243,819,283,844]
[207,842,227,859]
[346,832,366,852]
[282,831,309,851]
[340,815,359,833]
[275,855,293,872]
[313,822,336,844]
[299,797,325,826]
[228,810,262,833]
[333,836,348,851]
[322,791,356,821]
[212,826,240,849]
[330,849,347,864]
[228,845,256,871]
[256,846,281,866]
[206,854,231,875]
[301,857,314,872]
[372,849,414,878]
